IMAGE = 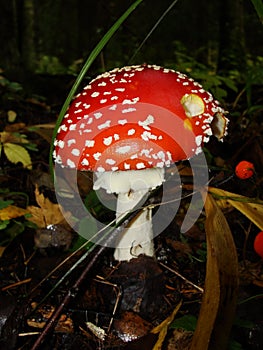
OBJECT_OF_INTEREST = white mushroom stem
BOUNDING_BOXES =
[114,189,153,261]
[93,168,165,261]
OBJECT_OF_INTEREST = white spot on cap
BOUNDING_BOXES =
[103,136,113,146]
[106,159,116,165]
[54,154,62,164]
[91,92,100,98]
[128,129,135,136]
[74,109,82,114]
[138,115,155,128]
[114,134,120,141]
[118,119,128,125]
[85,140,95,147]
[98,82,106,86]
[97,166,105,172]
[140,148,152,157]
[195,147,202,155]
[93,152,101,161]
[141,131,157,141]
[100,99,107,104]
[124,163,130,170]
[115,88,125,92]
[98,120,111,130]
[81,158,89,166]
[116,145,131,154]
[94,112,102,119]
[69,124,77,131]
[122,108,136,114]
[67,159,76,168]
[71,148,80,156]
[204,127,212,136]
[136,162,146,169]
[122,97,140,105]
[195,135,203,146]
[58,140,65,149]
[109,104,117,110]
[111,96,118,101]
[58,124,67,132]
[130,154,138,159]
[157,151,165,159]
[67,139,76,146]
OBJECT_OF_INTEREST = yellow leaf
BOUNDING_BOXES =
[209,187,263,231]
[27,185,71,228]
[3,142,32,169]
[190,193,239,350]
[151,300,182,350]
[7,110,17,122]
[0,205,29,220]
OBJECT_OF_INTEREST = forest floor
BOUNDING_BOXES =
[0,74,263,350]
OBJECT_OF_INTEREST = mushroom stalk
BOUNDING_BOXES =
[93,168,165,261]
[114,189,154,261]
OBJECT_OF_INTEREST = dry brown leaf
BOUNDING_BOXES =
[209,187,263,230]
[29,123,55,143]
[27,185,70,228]
[190,193,239,350]
[0,205,29,220]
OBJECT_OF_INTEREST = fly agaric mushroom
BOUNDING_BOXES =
[53,64,228,261]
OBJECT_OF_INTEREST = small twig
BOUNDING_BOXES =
[1,278,32,292]
[94,276,122,333]
[30,211,140,350]
[159,262,204,293]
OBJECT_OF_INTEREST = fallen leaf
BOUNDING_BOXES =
[209,187,263,230]
[3,142,32,169]
[7,110,17,122]
[151,300,182,350]
[190,193,239,350]
[0,205,29,220]
[27,185,71,228]
[28,123,55,143]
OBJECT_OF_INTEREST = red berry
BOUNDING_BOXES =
[254,231,263,259]
[235,161,255,179]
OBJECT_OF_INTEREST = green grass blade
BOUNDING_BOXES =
[250,0,263,23]
[49,0,144,174]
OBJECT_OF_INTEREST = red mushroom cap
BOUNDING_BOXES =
[54,65,228,172]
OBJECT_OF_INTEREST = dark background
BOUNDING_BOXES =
[0,0,262,102]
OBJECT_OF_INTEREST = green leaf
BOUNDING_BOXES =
[0,200,14,210]
[250,0,263,24]
[170,314,197,332]
[0,220,10,230]
[3,143,32,169]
